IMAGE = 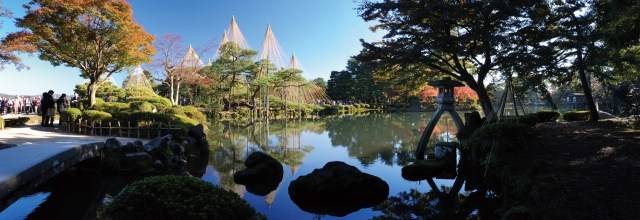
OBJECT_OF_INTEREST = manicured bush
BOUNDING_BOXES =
[61,108,83,122]
[82,110,112,123]
[80,97,104,109]
[181,105,207,125]
[535,110,561,122]
[99,175,266,220]
[166,106,185,116]
[92,102,130,115]
[563,110,590,122]
[129,101,154,113]
[147,97,172,113]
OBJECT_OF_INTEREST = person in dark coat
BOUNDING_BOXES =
[70,92,80,108]
[40,92,48,126]
[42,90,56,127]
[56,93,68,115]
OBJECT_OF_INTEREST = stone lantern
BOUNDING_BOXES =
[415,77,466,160]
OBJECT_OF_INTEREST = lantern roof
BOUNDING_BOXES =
[428,77,465,88]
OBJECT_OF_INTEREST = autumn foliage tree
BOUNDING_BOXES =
[15,0,155,106]
[0,0,35,71]
[417,85,478,103]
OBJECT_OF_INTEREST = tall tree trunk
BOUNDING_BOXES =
[463,76,495,117]
[88,82,99,107]
[169,77,176,105]
[576,46,599,121]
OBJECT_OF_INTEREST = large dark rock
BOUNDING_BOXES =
[121,140,144,154]
[188,124,209,154]
[124,152,152,163]
[401,160,446,181]
[103,138,123,157]
[143,134,172,155]
[288,161,389,217]
[234,152,284,184]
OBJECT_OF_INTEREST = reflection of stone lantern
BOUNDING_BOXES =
[416,77,466,160]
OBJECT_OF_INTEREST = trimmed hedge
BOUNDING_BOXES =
[181,106,207,125]
[99,175,266,220]
[61,108,83,122]
[92,102,130,116]
[147,97,172,113]
[563,111,590,122]
[80,97,104,108]
[166,106,185,116]
[82,110,112,123]
[535,110,561,122]
[129,101,154,113]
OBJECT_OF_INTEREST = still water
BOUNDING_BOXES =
[1,111,473,220]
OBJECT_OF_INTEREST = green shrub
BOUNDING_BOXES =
[99,175,266,220]
[129,101,154,113]
[181,106,207,125]
[92,102,130,115]
[147,97,172,113]
[81,97,104,109]
[563,110,590,122]
[61,108,83,122]
[82,110,112,123]
[535,110,561,122]
[170,114,199,140]
[167,106,185,116]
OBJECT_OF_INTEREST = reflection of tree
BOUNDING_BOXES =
[204,119,320,192]
[325,113,460,166]
[372,187,487,220]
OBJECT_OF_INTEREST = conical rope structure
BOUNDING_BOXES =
[258,24,288,70]
[124,65,153,89]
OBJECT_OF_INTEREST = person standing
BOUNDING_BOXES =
[56,93,68,115]
[14,97,22,114]
[42,91,56,127]
[34,96,41,115]
[25,97,31,115]
[70,92,80,108]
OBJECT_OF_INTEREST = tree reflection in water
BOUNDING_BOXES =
[372,182,501,220]
[205,119,316,196]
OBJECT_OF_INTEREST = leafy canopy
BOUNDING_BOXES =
[16,0,155,106]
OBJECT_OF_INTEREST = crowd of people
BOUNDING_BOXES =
[0,91,80,127]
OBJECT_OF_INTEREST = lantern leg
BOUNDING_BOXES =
[416,109,445,160]
[447,110,465,134]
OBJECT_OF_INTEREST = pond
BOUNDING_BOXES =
[2,111,496,219]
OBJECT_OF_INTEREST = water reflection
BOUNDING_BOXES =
[201,112,471,219]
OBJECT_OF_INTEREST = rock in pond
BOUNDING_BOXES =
[103,138,123,157]
[288,161,389,217]
[234,152,284,184]
[401,160,446,181]
[188,124,209,154]
[142,134,172,155]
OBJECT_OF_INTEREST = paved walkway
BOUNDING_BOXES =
[0,119,150,210]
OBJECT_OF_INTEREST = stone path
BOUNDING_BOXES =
[0,119,149,210]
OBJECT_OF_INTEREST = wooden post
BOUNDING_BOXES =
[128,121,131,138]
[118,121,121,137]
[137,121,140,139]
[168,121,171,136]
[91,121,95,136]
[147,121,150,139]
[158,122,161,137]
[99,122,102,136]
[109,121,112,136]
[78,118,82,133]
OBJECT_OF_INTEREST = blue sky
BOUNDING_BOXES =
[0,0,385,96]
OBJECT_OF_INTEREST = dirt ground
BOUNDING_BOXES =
[524,120,640,219]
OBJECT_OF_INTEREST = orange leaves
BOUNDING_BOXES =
[417,85,479,102]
